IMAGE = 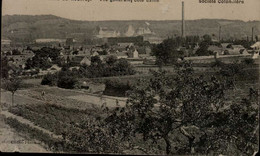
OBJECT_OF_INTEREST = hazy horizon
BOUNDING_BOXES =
[3,14,260,22]
[2,0,260,21]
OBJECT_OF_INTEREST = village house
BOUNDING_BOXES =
[222,44,249,55]
[91,51,99,57]
[250,41,260,59]
[251,41,260,51]
[47,64,62,74]
[128,49,139,58]
[207,44,249,56]
[6,54,34,69]
[221,43,232,49]
[208,45,224,56]
[96,27,120,38]
[1,39,12,47]
[69,56,89,66]
[80,56,91,66]
[116,52,128,59]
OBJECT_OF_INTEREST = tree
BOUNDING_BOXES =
[105,62,256,155]
[105,55,117,66]
[91,56,102,66]
[25,47,61,70]
[2,76,22,107]
[152,38,181,66]
[195,34,214,56]
[57,68,78,89]
[41,73,58,86]
[0,56,10,78]
[112,59,136,76]
[12,49,21,55]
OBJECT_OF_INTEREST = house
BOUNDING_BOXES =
[231,45,245,50]
[251,41,260,50]
[250,42,260,59]
[136,27,153,35]
[80,56,91,66]
[1,39,11,46]
[91,51,99,57]
[223,44,247,55]
[99,55,111,62]
[36,38,65,44]
[6,54,34,69]
[96,27,120,38]
[77,48,91,56]
[118,43,133,47]
[47,64,61,73]
[208,46,223,55]
[116,52,128,59]
[239,49,250,55]
[223,49,241,55]
[128,49,139,58]
[21,49,34,56]
[221,43,231,48]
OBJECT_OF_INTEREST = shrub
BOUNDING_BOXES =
[41,73,57,86]
[103,79,132,97]
[242,58,254,66]
[57,75,77,89]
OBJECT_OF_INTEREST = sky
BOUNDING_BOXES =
[2,0,260,21]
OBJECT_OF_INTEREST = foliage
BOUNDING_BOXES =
[0,56,10,78]
[41,73,58,86]
[211,60,259,83]
[78,56,135,78]
[57,67,78,89]
[230,39,254,49]
[242,58,255,66]
[198,89,258,155]
[103,79,133,97]
[105,61,257,155]
[8,104,123,153]
[40,66,79,89]
[211,59,226,68]
[152,38,182,66]
[2,75,22,106]
[25,47,62,70]
[12,49,21,55]
[218,61,245,78]
[2,76,22,94]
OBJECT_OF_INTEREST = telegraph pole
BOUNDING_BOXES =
[181,1,185,38]
[219,26,221,42]
[252,27,254,42]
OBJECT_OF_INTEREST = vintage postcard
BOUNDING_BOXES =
[1,0,259,155]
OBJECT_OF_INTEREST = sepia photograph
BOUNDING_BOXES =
[0,0,259,155]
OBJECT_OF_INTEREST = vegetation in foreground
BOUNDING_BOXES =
[5,61,258,155]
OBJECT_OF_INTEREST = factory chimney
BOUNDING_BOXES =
[181,1,185,38]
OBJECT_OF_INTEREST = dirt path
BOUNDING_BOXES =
[1,111,62,139]
[0,115,50,153]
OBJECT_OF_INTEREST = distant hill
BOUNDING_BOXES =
[2,15,260,43]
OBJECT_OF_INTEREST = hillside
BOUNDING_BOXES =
[2,15,260,42]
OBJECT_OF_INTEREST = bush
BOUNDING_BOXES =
[103,79,132,97]
[242,58,254,66]
[41,73,57,86]
[57,75,77,89]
